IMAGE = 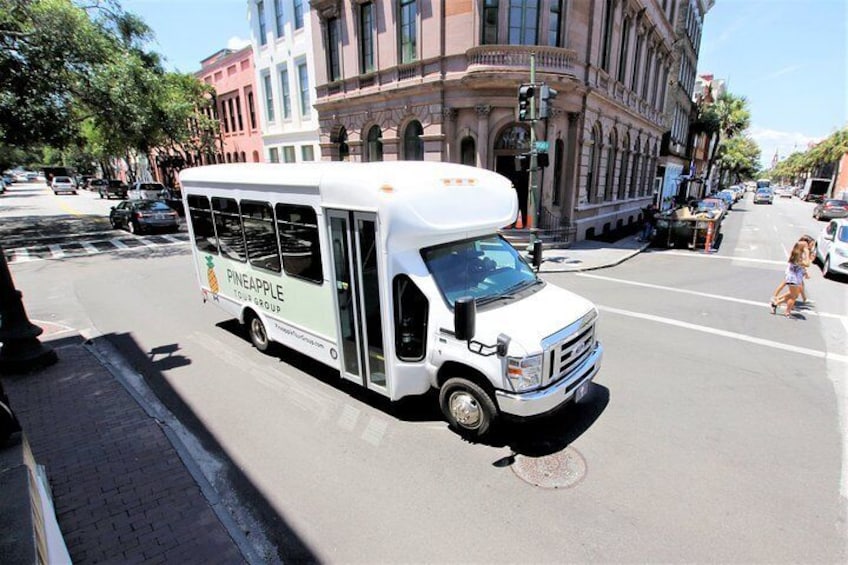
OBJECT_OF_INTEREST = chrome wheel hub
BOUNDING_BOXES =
[449,391,481,428]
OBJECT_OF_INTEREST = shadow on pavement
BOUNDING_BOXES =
[215,318,609,452]
[103,331,316,563]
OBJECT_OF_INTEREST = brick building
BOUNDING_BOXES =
[298,0,709,241]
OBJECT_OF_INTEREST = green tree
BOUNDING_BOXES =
[716,136,761,185]
[699,92,751,187]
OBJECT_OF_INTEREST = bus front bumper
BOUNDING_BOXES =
[495,343,603,419]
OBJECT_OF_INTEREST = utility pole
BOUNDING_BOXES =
[527,53,538,229]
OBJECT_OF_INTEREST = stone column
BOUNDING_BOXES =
[475,104,491,168]
[442,107,457,163]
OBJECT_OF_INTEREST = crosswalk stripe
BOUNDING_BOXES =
[48,244,65,258]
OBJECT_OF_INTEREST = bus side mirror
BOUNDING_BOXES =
[454,297,476,341]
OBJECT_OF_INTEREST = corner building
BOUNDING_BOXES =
[308,0,701,241]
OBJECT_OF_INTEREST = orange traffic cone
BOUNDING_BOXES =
[515,210,524,229]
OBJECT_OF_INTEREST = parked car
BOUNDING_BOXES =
[753,188,774,204]
[812,199,848,221]
[158,187,184,216]
[774,186,794,198]
[716,190,735,209]
[128,181,167,201]
[815,219,848,279]
[88,178,108,192]
[2,172,14,184]
[109,200,179,234]
[51,175,77,194]
[99,179,128,199]
[0,178,6,194]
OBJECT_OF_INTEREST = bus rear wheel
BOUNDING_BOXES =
[247,312,270,352]
[439,377,496,438]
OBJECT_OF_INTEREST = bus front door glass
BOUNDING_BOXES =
[328,211,387,392]
[329,214,361,381]
[356,217,386,387]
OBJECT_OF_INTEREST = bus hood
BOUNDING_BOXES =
[473,283,596,356]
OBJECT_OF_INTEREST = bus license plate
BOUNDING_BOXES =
[574,380,590,403]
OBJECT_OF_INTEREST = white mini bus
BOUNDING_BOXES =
[179,162,602,438]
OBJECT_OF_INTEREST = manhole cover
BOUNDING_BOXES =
[511,447,587,489]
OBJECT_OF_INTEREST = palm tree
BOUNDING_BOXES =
[702,93,751,190]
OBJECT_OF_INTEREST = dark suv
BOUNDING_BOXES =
[99,179,128,199]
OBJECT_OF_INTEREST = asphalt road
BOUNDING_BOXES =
[3,183,847,563]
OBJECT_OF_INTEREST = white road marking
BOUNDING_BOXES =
[111,239,130,249]
[48,244,65,258]
[339,405,360,431]
[361,418,387,447]
[598,304,848,364]
[578,272,848,322]
[82,242,99,254]
[658,250,786,266]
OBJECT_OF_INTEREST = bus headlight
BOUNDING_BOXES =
[506,354,543,392]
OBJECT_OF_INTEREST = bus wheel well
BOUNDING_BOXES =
[242,308,270,352]
[437,362,495,397]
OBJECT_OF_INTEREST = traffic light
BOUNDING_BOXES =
[539,84,558,120]
[517,84,535,121]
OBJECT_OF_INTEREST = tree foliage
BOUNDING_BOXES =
[716,136,761,184]
[0,0,218,177]
[770,126,848,183]
[697,92,752,184]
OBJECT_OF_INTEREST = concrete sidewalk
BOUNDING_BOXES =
[0,233,646,563]
[528,233,650,273]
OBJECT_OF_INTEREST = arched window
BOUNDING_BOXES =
[252,150,260,163]
[587,125,600,203]
[240,151,246,163]
[553,138,564,205]
[403,120,424,161]
[226,152,232,163]
[334,127,350,162]
[605,130,617,202]
[365,126,383,162]
[618,133,630,200]
[460,136,476,166]
[629,139,640,199]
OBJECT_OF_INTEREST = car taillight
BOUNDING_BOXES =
[134,211,143,219]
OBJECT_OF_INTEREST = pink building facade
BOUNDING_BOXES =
[308,0,696,242]
[196,47,264,164]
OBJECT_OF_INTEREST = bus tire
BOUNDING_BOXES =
[247,311,270,352]
[439,377,496,438]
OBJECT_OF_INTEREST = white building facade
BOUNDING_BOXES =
[247,0,321,163]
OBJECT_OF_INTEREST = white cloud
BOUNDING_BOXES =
[764,65,802,80]
[227,36,251,50]
[748,125,824,167]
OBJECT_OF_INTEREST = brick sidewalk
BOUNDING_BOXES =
[1,342,245,564]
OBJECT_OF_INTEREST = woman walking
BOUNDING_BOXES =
[772,240,809,317]
[771,234,816,304]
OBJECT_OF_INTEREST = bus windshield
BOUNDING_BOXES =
[422,235,538,308]
[756,179,771,189]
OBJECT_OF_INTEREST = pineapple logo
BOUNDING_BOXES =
[205,255,219,296]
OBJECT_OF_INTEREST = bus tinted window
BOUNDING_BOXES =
[187,194,217,254]
[275,204,323,283]
[394,275,428,361]
[241,200,281,272]
[212,197,246,262]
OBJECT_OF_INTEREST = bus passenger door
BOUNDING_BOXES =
[327,210,387,394]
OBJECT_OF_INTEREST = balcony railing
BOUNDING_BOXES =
[466,45,578,75]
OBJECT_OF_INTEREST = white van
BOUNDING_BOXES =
[128,181,167,201]
[179,162,602,438]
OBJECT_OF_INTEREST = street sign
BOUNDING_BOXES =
[534,141,549,152]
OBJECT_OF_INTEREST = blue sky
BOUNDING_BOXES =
[124,0,847,168]
[698,0,847,167]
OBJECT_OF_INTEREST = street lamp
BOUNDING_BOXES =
[0,245,57,374]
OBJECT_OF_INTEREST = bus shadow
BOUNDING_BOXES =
[217,319,610,449]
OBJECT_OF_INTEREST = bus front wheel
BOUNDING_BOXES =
[247,312,270,352]
[439,377,496,438]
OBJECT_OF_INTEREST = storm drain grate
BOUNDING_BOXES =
[511,447,587,489]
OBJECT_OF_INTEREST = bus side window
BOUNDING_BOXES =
[212,197,247,262]
[393,275,428,362]
[241,200,281,272]
[275,203,323,284]
[187,194,217,255]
